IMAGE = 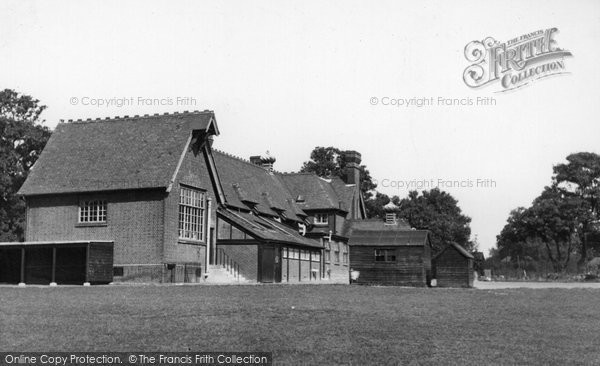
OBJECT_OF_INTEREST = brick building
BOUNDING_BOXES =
[11,111,367,284]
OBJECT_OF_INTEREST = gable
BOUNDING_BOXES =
[433,242,474,260]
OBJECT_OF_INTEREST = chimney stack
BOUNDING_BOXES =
[250,151,276,172]
[343,151,362,187]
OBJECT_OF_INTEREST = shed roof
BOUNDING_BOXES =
[342,218,412,237]
[0,240,114,247]
[348,229,429,247]
[18,111,217,196]
[433,242,474,260]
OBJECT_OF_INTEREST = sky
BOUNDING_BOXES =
[1,0,599,255]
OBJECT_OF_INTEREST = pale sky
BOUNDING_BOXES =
[2,0,599,255]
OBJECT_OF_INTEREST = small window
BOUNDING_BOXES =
[325,241,331,263]
[79,200,107,223]
[282,248,288,259]
[375,249,396,262]
[342,244,348,265]
[314,213,328,225]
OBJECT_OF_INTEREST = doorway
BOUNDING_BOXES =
[259,246,281,283]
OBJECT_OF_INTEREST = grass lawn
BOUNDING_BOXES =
[1,285,599,365]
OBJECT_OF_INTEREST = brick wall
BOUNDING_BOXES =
[25,142,220,283]
[162,145,217,271]
[326,240,350,284]
[288,257,299,282]
[26,190,165,266]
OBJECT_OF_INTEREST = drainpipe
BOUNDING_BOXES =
[205,198,212,278]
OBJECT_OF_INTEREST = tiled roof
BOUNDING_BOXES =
[212,150,307,221]
[348,229,429,247]
[18,111,217,195]
[280,173,346,211]
[213,151,361,222]
[217,208,322,248]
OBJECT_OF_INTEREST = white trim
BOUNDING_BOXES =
[204,145,227,205]
[205,198,212,276]
[167,133,193,193]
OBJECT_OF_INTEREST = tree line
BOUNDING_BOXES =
[492,153,600,273]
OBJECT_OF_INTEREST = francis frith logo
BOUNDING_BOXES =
[463,28,572,92]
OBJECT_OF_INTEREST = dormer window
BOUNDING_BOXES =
[314,213,328,225]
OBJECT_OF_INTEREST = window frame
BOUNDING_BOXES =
[374,248,397,263]
[78,199,108,224]
[314,213,329,225]
[178,185,207,242]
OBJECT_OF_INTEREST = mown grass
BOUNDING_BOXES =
[1,285,599,365]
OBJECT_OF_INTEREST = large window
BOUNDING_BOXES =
[342,243,348,265]
[375,249,396,262]
[314,213,328,225]
[79,200,107,223]
[178,186,206,241]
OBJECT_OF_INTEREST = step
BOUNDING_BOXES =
[204,266,248,284]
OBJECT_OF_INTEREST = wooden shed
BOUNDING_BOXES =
[432,242,474,288]
[0,240,114,285]
[348,230,432,286]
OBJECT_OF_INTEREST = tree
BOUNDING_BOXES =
[395,188,473,254]
[363,192,392,219]
[553,152,600,267]
[495,185,587,272]
[0,89,51,241]
[300,146,378,204]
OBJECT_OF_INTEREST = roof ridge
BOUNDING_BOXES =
[212,148,284,174]
[60,110,214,125]
[280,171,316,176]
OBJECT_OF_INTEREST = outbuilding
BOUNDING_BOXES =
[0,240,113,285]
[432,242,474,288]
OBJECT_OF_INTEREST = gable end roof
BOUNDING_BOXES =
[18,111,217,196]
